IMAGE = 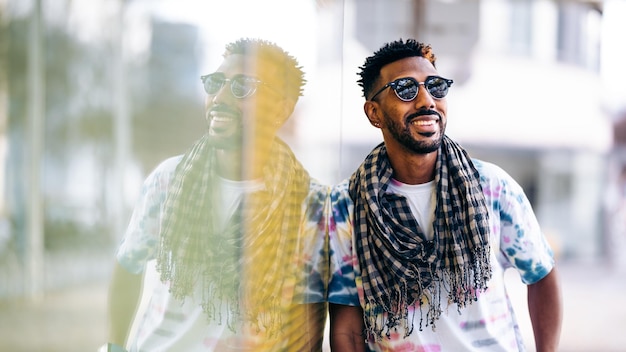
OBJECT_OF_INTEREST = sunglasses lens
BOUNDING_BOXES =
[394,78,419,101]
[426,77,450,99]
[202,73,225,95]
[230,76,258,98]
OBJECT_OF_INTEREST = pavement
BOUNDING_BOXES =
[0,260,624,352]
[507,261,626,352]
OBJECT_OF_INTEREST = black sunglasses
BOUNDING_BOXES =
[200,72,266,99]
[370,76,454,102]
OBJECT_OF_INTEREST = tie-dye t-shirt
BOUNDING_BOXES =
[116,155,329,351]
[328,159,555,352]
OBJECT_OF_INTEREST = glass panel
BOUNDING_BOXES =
[0,0,624,351]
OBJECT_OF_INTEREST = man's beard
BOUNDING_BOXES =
[383,111,444,154]
[206,130,244,150]
[205,104,247,150]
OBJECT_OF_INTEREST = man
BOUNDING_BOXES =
[106,38,328,351]
[327,39,562,351]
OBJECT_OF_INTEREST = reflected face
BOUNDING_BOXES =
[375,56,448,154]
[204,54,287,150]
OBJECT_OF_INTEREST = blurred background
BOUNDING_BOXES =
[1,0,625,351]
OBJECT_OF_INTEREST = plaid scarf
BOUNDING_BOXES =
[348,136,492,340]
[156,133,310,337]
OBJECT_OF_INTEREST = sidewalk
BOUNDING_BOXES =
[0,261,624,351]
[0,280,108,352]
[508,261,626,352]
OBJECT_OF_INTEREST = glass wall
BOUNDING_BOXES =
[1,0,625,351]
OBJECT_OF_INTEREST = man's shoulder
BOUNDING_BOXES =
[471,158,513,182]
[334,177,350,188]
[472,158,527,200]
[308,177,329,192]
[145,155,183,179]
[330,178,350,195]
[329,178,353,210]
[139,155,183,191]
[153,155,184,173]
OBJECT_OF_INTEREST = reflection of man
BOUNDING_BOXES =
[106,38,327,351]
[328,39,562,351]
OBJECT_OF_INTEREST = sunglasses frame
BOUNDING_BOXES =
[200,73,265,99]
[369,75,454,102]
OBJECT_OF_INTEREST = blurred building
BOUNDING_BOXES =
[311,0,625,263]
[0,0,205,297]
[2,0,626,299]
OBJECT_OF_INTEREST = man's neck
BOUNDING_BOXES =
[215,148,268,181]
[386,148,437,185]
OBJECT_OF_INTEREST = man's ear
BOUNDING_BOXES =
[364,100,382,128]
[272,96,296,128]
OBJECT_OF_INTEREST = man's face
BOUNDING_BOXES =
[372,56,448,154]
[204,54,287,151]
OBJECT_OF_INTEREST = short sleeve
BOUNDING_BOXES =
[294,179,331,304]
[116,156,181,274]
[478,160,555,285]
[327,179,361,306]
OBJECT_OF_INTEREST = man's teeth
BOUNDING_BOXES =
[212,116,233,122]
[411,119,436,126]
[210,111,234,122]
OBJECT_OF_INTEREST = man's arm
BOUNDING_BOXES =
[108,262,143,347]
[283,302,327,351]
[329,303,366,352]
[527,267,562,352]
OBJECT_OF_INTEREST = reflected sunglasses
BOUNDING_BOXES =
[200,72,266,99]
[369,75,454,102]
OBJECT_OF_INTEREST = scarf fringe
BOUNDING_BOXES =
[364,246,491,341]
[156,135,309,336]
[351,137,493,341]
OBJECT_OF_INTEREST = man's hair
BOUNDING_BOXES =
[224,38,306,102]
[357,38,436,99]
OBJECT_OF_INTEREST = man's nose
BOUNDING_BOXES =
[414,83,436,109]
[211,83,234,104]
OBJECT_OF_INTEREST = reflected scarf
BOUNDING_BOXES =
[156,134,310,337]
[348,136,492,339]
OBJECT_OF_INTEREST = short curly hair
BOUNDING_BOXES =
[357,38,436,99]
[224,38,306,102]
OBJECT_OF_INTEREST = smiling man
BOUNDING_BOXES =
[106,38,328,352]
[327,39,562,352]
